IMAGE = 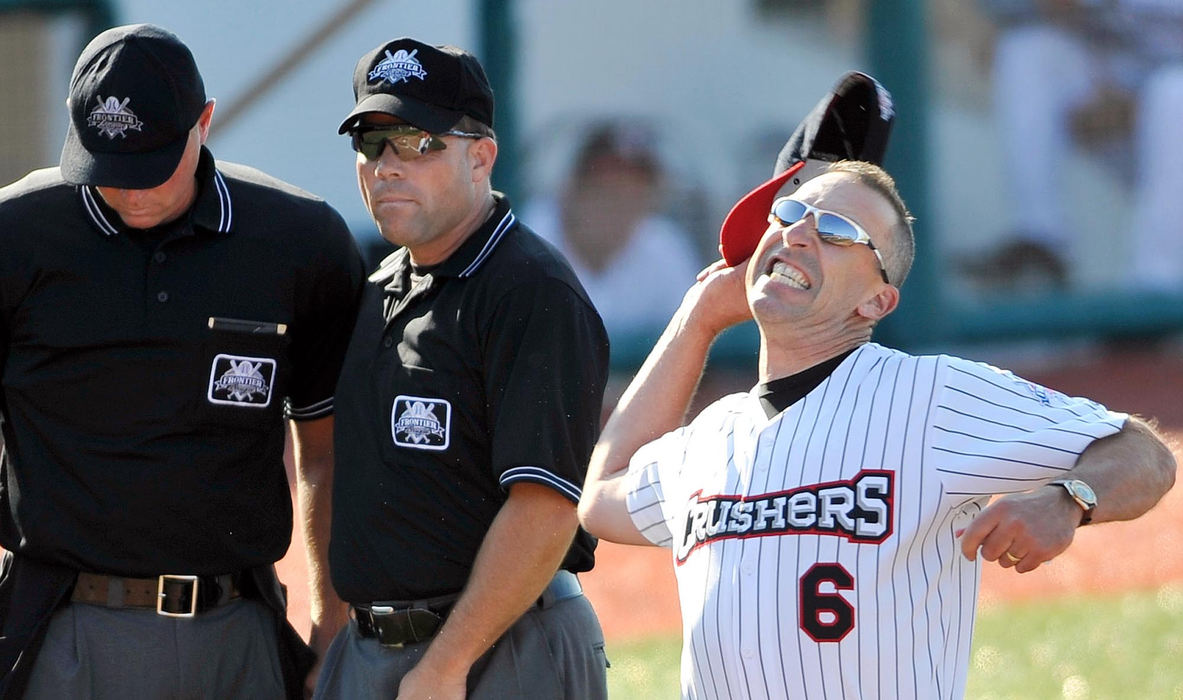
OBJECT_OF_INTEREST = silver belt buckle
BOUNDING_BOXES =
[157,574,200,618]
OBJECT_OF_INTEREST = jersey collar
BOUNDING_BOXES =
[78,146,235,237]
[749,342,881,420]
[367,192,517,287]
[434,193,516,279]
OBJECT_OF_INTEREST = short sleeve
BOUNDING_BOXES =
[284,204,366,420]
[623,431,690,548]
[930,356,1126,497]
[485,276,610,503]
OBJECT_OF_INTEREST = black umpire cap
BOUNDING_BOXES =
[60,23,207,190]
[338,37,495,134]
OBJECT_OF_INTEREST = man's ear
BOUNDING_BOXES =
[196,99,216,144]
[856,282,899,321]
[469,137,498,183]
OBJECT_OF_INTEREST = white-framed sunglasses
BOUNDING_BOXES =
[769,196,891,284]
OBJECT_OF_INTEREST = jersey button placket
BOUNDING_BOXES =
[755,433,772,472]
[736,547,761,679]
[146,245,172,312]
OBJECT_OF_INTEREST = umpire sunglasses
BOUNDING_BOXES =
[769,196,891,285]
[350,125,485,162]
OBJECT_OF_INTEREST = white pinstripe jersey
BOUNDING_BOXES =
[625,343,1125,700]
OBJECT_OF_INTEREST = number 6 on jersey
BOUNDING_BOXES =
[799,563,855,642]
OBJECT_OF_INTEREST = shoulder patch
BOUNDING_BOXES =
[1021,380,1068,407]
[391,395,451,450]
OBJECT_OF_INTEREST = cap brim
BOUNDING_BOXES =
[337,93,463,134]
[59,122,189,189]
[718,161,807,267]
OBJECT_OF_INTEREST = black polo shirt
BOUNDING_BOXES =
[330,195,610,603]
[0,148,365,576]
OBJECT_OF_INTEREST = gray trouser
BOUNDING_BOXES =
[23,598,285,700]
[314,593,608,699]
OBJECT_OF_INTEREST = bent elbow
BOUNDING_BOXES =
[1160,449,1178,494]
[577,492,614,540]
[576,494,596,534]
[578,486,644,544]
[1150,427,1178,496]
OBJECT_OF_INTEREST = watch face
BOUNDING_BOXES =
[1054,479,1096,525]
[1068,480,1097,505]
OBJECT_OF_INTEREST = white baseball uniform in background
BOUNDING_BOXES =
[625,342,1126,699]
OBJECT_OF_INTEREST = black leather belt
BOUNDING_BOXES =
[71,571,241,618]
[352,593,456,647]
[353,570,584,647]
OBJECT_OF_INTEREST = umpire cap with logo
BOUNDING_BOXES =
[60,23,207,189]
[338,38,495,135]
[719,71,894,266]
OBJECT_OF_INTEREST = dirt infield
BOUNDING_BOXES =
[277,346,1183,642]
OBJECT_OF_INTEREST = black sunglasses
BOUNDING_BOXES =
[349,125,484,162]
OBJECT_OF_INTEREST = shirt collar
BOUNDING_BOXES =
[368,192,517,285]
[757,348,856,418]
[78,146,234,238]
[434,193,516,279]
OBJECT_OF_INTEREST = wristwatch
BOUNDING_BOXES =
[1049,479,1098,525]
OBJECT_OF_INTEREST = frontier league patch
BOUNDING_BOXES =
[391,395,451,450]
[87,96,144,139]
[208,354,276,408]
[369,48,428,85]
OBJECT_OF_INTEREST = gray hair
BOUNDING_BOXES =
[825,160,915,287]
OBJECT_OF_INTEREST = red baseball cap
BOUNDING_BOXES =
[719,71,895,266]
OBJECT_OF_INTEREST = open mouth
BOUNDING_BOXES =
[767,259,811,290]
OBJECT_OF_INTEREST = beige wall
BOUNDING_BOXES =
[0,13,53,187]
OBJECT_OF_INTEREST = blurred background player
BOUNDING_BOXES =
[522,119,703,341]
[966,0,1183,291]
